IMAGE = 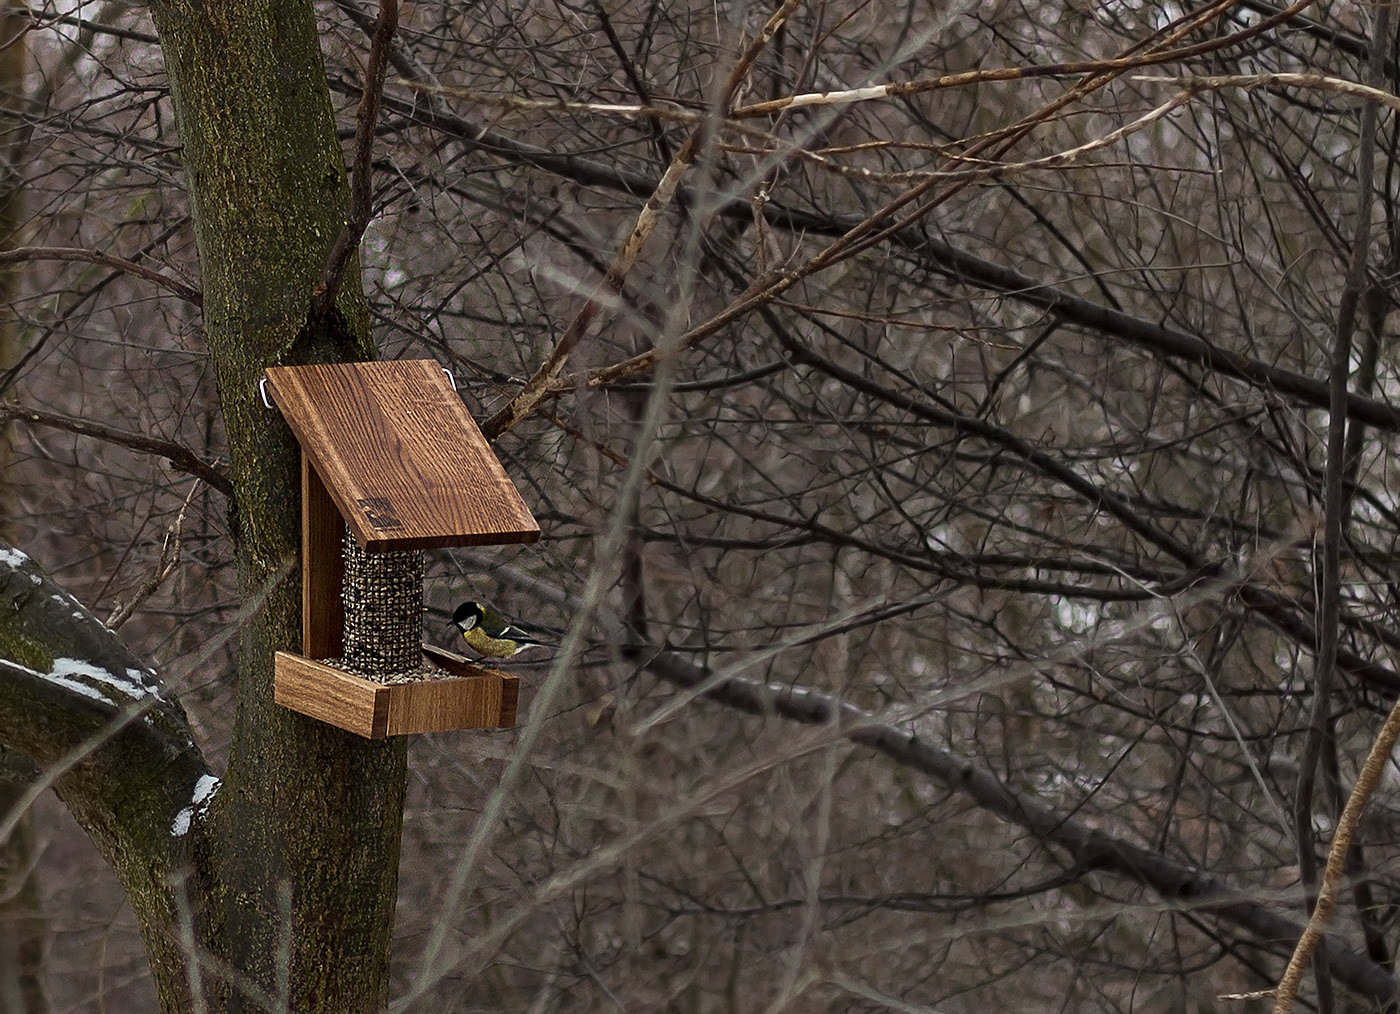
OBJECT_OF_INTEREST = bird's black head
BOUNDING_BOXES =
[453,601,483,631]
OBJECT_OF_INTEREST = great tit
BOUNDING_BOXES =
[453,601,557,658]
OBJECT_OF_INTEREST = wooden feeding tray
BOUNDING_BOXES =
[261,359,540,737]
[274,645,519,739]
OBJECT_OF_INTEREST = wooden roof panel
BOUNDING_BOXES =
[263,360,540,551]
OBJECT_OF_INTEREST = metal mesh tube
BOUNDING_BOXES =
[341,532,424,679]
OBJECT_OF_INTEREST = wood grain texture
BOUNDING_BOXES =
[422,644,519,729]
[302,454,345,659]
[264,360,540,551]
[382,677,496,736]
[274,651,386,738]
[274,648,520,738]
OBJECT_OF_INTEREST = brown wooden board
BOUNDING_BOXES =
[422,643,520,727]
[274,652,385,737]
[263,360,540,551]
[302,453,345,659]
[274,649,520,738]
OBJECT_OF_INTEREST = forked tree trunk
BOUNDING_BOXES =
[147,2,409,1009]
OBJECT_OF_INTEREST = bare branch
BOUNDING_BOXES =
[1282,6,1394,1011]
[1276,661,1400,1011]
[105,481,196,630]
[311,0,398,317]
[0,400,232,497]
[632,645,1400,1005]
[726,0,1326,117]
[1140,71,1400,113]
[362,77,1400,434]
[479,0,805,439]
[0,245,200,304]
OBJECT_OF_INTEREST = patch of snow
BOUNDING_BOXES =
[171,775,220,837]
[126,667,160,693]
[41,673,110,706]
[50,658,156,702]
[0,547,30,568]
[5,657,162,710]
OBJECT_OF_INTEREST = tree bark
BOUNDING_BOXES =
[0,545,213,1013]
[147,2,406,1010]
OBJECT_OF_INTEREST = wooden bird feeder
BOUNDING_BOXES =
[261,359,540,738]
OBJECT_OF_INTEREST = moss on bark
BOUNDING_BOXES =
[0,544,213,1014]
[148,2,408,1010]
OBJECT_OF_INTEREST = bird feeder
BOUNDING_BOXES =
[260,359,540,738]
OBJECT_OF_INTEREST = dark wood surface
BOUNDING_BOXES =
[264,360,540,551]
[302,453,346,659]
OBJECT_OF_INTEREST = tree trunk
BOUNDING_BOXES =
[148,2,407,1009]
[0,783,46,1014]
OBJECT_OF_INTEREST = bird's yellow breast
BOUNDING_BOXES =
[461,627,521,658]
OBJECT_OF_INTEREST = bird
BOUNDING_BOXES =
[452,601,558,658]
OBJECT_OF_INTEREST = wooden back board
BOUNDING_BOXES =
[263,360,540,551]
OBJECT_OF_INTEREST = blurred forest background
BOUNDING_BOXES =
[7,0,1400,1010]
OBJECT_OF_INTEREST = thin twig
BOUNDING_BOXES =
[1281,4,1391,1012]
[0,400,232,496]
[311,0,398,317]
[105,481,196,630]
[726,0,1323,117]
[0,245,200,304]
[395,79,1194,187]
[481,0,806,440]
[1138,72,1400,114]
[391,82,706,126]
[1273,666,1400,1011]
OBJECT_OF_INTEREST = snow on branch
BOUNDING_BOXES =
[0,544,190,734]
[0,540,211,848]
